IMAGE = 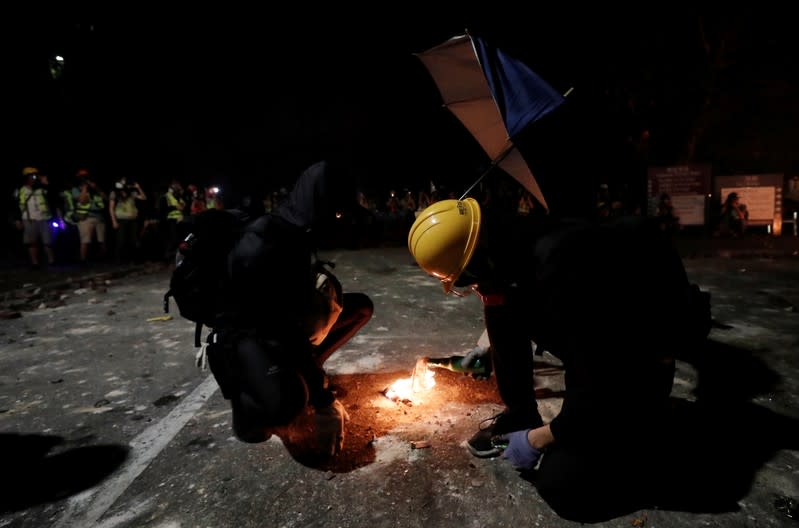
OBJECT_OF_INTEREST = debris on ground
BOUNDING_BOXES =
[774,494,798,520]
[147,315,173,322]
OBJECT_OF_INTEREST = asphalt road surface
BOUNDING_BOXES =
[1,248,798,527]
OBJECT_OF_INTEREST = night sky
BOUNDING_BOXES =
[5,7,797,214]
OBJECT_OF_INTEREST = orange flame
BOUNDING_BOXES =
[384,358,436,402]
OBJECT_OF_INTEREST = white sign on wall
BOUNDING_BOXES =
[671,195,706,226]
[720,187,776,224]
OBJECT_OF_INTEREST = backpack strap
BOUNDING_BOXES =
[311,247,335,270]
[194,322,203,348]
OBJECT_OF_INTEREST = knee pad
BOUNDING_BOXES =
[229,336,310,427]
[232,367,309,438]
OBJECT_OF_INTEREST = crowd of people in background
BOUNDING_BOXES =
[5,164,539,271]
[6,164,758,272]
[7,166,228,270]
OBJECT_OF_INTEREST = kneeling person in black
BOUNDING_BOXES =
[408,198,710,521]
[207,160,373,457]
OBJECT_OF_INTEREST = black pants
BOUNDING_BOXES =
[114,218,139,263]
[163,219,182,263]
[489,318,674,522]
[533,436,662,523]
[211,292,373,443]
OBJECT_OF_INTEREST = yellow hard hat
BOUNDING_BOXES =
[408,198,481,294]
[22,166,40,176]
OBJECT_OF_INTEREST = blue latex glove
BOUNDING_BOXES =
[500,429,541,470]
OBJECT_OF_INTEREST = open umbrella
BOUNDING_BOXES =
[415,33,567,210]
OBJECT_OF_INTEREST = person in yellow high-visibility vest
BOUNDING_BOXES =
[205,185,223,210]
[15,167,58,269]
[110,178,147,264]
[163,180,186,263]
[74,168,107,265]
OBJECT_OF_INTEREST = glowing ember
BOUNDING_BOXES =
[383,358,436,402]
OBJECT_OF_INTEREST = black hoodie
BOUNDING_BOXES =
[227,160,350,327]
[224,160,346,407]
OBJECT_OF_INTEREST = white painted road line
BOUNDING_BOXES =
[54,375,219,528]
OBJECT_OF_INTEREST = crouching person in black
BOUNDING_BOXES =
[408,198,711,522]
[207,160,373,457]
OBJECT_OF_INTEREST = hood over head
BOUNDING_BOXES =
[276,159,357,232]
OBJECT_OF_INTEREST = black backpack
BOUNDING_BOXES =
[163,209,251,346]
[163,208,344,349]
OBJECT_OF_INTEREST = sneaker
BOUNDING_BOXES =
[466,409,543,458]
[467,424,504,458]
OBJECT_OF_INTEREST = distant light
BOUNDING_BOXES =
[335,212,342,219]
[211,186,220,194]
[51,221,59,228]
[49,55,66,80]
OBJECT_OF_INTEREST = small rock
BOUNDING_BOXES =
[0,310,22,320]
[88,298,100,304]
[107,310,116,316]
[74,288,88,295]
[59,294,68,301]
[37,303,47,310]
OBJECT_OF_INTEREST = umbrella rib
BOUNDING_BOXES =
[442,95,495,107]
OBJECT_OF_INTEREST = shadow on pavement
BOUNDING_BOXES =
[523,339,799,524]
[0,433,129,514]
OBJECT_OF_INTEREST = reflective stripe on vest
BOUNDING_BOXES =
[76,194,104,217]
[166,192,184,221]
[18,187,50,220]
[115,196,137,219]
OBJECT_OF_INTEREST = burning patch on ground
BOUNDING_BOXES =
[267,367,505,473]
[382,357,436,404]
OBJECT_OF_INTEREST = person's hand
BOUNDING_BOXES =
[112,220,119,230]
[462,345,489,366]
[461,345,491,379]
[314,399,349,457]
[500,429,541,470]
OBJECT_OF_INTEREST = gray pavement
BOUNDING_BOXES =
[0,248,798,527]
